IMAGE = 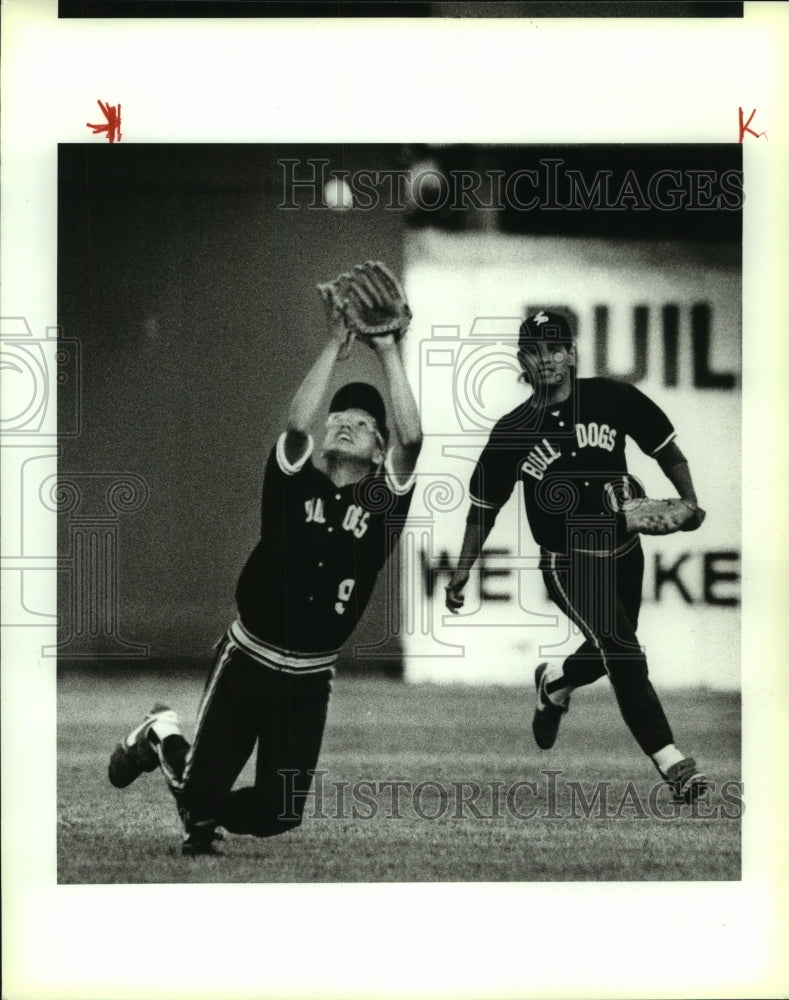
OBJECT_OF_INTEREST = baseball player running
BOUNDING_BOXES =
[108,262,422,855]
[444,309,709,803]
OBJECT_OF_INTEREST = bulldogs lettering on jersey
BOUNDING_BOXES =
[469,377,676,553]
[305,498,327,523]
[305,499,371,538]
[521,438,562,481]
[342,504,370,538]
[575,422,617,452]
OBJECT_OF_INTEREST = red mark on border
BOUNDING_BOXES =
[738,107,767,143]
[87,100,122,143]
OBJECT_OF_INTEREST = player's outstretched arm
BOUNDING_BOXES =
[372,334,423,482]
[283,288,348,466]
[655,440,706,530]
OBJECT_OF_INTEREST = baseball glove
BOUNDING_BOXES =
[317,260,412,357]
[621,498,706,536]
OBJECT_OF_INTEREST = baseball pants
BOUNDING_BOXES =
[158,635,332,837]
[540,542,674,756]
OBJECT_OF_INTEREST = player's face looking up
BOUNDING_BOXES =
[323,408,385,466]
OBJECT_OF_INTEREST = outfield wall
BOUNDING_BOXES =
[387,230,741,690]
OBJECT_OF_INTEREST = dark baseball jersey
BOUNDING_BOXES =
[469,377,675,554]
[234,433,415,673]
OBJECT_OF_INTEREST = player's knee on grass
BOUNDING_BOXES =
[219,786,308,838]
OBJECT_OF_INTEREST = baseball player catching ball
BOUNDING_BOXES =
[445,309,709,804]
[108,261,422,855]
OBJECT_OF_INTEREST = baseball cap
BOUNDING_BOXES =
[329,382,389,442]
[518,309,575,352]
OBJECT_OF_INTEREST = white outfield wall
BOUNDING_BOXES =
[387,230,740,690]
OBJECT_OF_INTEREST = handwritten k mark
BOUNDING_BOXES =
[87,100,122,144]
[738,107,766,144]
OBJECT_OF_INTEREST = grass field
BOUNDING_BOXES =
[58,667,741,884]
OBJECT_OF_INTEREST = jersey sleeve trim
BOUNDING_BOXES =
[650,431,677,457]
[384,449,416,496]
[276,432,314,475]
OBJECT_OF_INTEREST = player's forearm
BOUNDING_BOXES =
[454,504,497,572]
[663,461,698,504]
[376,343,423,451]
[655,443,698,503]
[455,521,485,572]
[286,338,344,434]
[446,520,486,607]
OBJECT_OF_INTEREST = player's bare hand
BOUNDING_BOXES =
[317,279,354,358]
[445,570,469,614]
[317,281,344,335]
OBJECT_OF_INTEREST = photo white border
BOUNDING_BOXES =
[2,3,788,998]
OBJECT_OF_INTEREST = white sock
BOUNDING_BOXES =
[149,710,183,742]
[543,663,572,706]
[652,744,685,774]
[549,686,571,707]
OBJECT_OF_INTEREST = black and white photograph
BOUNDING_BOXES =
[2,4,788,1000]
[55,140,743,881]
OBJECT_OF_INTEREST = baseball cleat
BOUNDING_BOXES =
[663,757,710,804]
[181,826,225,857]
[531,662,569,750]
[108,703,175,788]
